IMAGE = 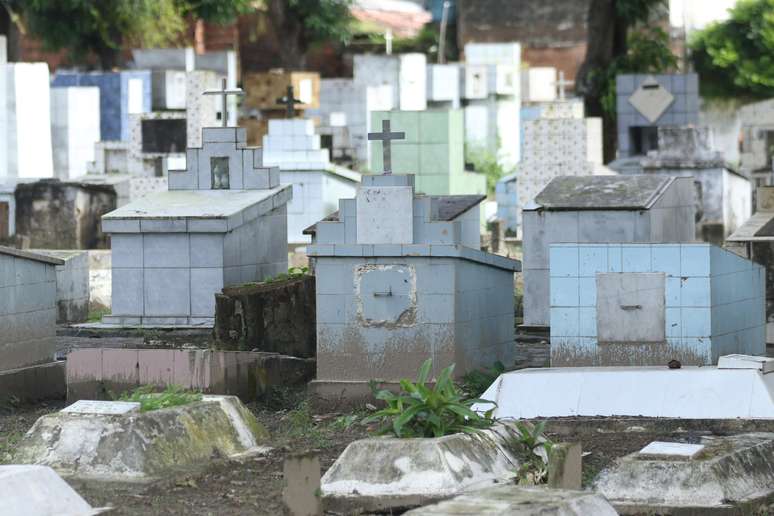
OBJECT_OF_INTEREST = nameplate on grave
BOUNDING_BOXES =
[61,400,141,415]
[637,441,705,460]
[141,119,187,153]
[628,76,674,123]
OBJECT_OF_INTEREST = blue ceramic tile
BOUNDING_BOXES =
[680,277,710,307]
[651,244,680,276]
[622,244,651,272]
[682,307,711,337]
[550,277,579,307]
[579,246,607,277]
[607,245,622,272]
[550,245,579,278]
[578,277,597,307]
[579,307,597,337]
[665,307,681,338]
[666,277,681,306]
[550,307,579,337]
[680,244,710,277]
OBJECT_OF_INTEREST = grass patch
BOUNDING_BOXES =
[87,307,110,322]
[117,385,202,412]
[0,429,24,464]
[458,361,505,398]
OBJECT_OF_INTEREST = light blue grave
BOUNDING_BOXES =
[550,242,766,366]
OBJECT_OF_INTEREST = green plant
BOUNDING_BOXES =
[510,421,554,485]
[459,361,505,398]
[363,359,496,438]
[465,144,511,196]
[264,266,309,284]
[117,385,202,412]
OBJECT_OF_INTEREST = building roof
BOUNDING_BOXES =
[351,0,432,38]
[303,194,485,235]
[530,175,673,211]
[0,246,65,266]
[727,211,774,242]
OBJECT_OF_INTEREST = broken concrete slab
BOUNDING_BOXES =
[594,433,774,513]
[320,423,522,513]
[404,485,617,515]
[0,465,103,516]
[475,359,774,419]
[13,395,269,482]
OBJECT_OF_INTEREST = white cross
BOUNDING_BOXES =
[203,78,245,127]
[555,71,574,101]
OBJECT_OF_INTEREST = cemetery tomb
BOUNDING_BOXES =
[262,118,360,244]
[0,247,62,372]
[5,63,54,179]
[0,36,7,180]
[52,70,152,141]
[186,70,220,147]
[522,175,695,328]
[738,97,774,178]
[101,86,291,327]
[0,465,101,516]
[321,423,523,513]
[13,395,269,481]
[515,99,605,235]
[87,140,130,175]
[426,63,461,108]
[594,433,774,513]
[50,86,101,180]
[369,110,486,196]
[405,485,617,516]
[475,354,774,419]
[728,186,774,343]
[616,73,699,157]
[521,67,558,103]
[0,182,14,238]
[151,69,187,110]
[307,125,519,390]
[549,242,765,366]
[611,125,752,242]
[129,112,187,176]
[33,250,90,324]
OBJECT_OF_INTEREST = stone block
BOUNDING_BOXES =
[143,268,190,316]
[0,465,99,516]
[548,442,582,490]
[283,453,322,516]
[356,186,414,244]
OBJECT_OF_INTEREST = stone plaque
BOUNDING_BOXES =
[628,76,674,123]
[596,272,666,344]
[356,264,416,325]
[61,400,140,415]
[211,156,230,189]
[356,186,413,244]
[141,119,186,153]
[638,441,705,460]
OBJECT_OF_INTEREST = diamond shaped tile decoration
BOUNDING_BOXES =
[628,76,674,123]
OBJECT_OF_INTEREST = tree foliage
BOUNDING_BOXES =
[4,0,248,69]
[690,0,774,99]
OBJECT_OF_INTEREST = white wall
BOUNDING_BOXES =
[699,98,742,166]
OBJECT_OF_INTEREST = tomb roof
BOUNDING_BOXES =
[727,211,774,242]
[302,194,485,235]
[530,175,673,211]
[0,246,65,266]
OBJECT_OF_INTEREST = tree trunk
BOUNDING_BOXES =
[577,0,630,163]
[266,0,306,69]
[96,45,119,70]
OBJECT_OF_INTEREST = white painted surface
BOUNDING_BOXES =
[521,67,557,103]
[0,37,7,180]
[0,465,97,516]
[638,442,705,459]
[127,78,144,114]
[51,87,101,180]
[356,186,414,244]
[399,53,427,111]
[61,400,140,415]
[475,359,774,419]
[6,63,54,179]
[718,354,774,373]
[628,76,675,123]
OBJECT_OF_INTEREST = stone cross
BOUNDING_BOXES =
[276,85,303,118]
[203,78,244,127]
[555,71,574,101]
[368,120,405,175]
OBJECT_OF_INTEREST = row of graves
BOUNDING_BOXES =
[2,68,774,512]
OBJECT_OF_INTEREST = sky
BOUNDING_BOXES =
[670,0,737,31]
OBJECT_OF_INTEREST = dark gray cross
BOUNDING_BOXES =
[368,120,405,175]
[203,78,245,127]
[276,85,303,118]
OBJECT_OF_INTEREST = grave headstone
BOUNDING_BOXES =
[50,86,101,180]
[369,110,486,196]
[522,175,696,328]
[616,73,699,157]
[101,84,291,327]
[283,453,322,516]
[610,125,751,243]
[262,118,359,244]
[51,70,152,141]
[5,63,54,179]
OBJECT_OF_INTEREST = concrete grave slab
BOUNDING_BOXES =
[638,441,705,460]
[595,433,774,513]
[474,356,774,419]
[320,423,522,513]
[13,395,268,482]
[0,465,103,516]
[61,400,140,415]
[404,485,617,516]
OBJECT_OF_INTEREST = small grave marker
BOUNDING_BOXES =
[283,452,322,516]
[637,441,705,460]
[203,78,245,127]
[367,119,405,174]
[61,400,140,415]
[276,85,303,118]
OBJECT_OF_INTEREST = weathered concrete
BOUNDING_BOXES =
[404,485,617,515]
[321,423,522,513]
[594,433,774,513]
[0,465,102,516]
[0,361,65,404]
[283,452,322,516]
[66,348,314,402]
[214,275,316,357]
[34,250,90,323]
[547,442,582,490]
[13,395,269,482]
[474,358,774,419]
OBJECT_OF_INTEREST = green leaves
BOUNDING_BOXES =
[363,359,497,439]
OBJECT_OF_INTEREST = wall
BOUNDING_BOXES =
[723,170,753,239]
[88,250,111,312]
[0,253,58,371]
[50,87,101,180]
[549,243,765,366]
[213,275,316,357]
[14,181,116,249]
[34,250,90,324]
[699,98,742,167]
